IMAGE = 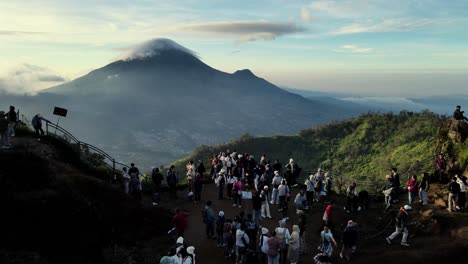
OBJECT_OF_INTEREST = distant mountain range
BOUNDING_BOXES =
[0,39,366,167]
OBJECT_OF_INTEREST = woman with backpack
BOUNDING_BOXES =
[259,227,270,264]
[274,219,290,264]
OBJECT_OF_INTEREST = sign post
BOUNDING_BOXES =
[52,107,68,134]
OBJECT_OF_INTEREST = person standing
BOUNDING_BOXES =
[270,171,282,205]
[186,160,195,193]
[448,176,461,212]
[203,201,215,239]
[235,223,250,264]
[340,220,358,261]
[0,111,10,148]
[275,220,290,264]
[453,105,468,122]
[152,167,164,192]
[406,175,419,204]
[382,175,394,211]
[261,186,272,219]
[457,176,467,210]
[320,201,334,233]
[305,176,315,209]
[7,106,17,137]
[129,173,142,201]
[294,190,306,212]
[216,211,225,247]
[167,165,178,199]
[267,231,281,264]
[391,168,400,203]
[419,172,430,207]
[434,154,447,183]
[227,174,236,200]
[122,167,131,194]
[31,114,45,138]
[215,169,226,200]
[345,183,358,213]
[288,225,301,264]
[278,180,289,212]
[252,191,263,227]
[233,179,243,208]
[128,163,140,176]
[386,205,412,247]
[297,210,307,255]
[194,173,203,203]
[259,227,270,264]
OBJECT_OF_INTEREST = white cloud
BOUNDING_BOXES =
[333,18,468,35]
[300,7,313,22]
[310,0,372,18]
[334,45,373,53]
[179,21,305,42]
[119,38,197,61]
[0,64,66,95]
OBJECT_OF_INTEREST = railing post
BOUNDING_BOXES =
[77,141,81,161]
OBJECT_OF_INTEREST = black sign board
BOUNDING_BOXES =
[53,107,68,117]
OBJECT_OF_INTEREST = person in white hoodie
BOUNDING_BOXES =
[261,186,272,219]
[270,171,282,205]
[183,246,196,264]
[259,227,270,263]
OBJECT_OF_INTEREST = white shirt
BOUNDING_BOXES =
[260,235,269,254]
[458,179,467,193]
[236,230,250,247]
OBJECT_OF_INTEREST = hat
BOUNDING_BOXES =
[264,185,269,190]
[186,246,195,255]
[219,211,225,217]
[403,205,412,211]
[274,170,279,175]
[160,256,169,264]
[296,210,304,215]
[176,237,184,244]
[347,220,354,225]
[289,158,294,163]
[262,227,269,235]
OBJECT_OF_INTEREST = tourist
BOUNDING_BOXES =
[390,168,400,203]
[31,114,45,138]
[182,246,196,264]
[320,201,334,233]
[294,190,306,212]
[259,227,270,264]
[284,158,298,187]
[172,208,189,238]
[167,165,178,199]
[167,248,181,264]
[193,173,203,203]
[246,214,258,250]
[297,210,307,255]
[129,173,141,201]
[216,211,225,247]
[324,173,333,199]
[0,111,9,148]
[261,186,272,219]
[236,223,250,264]
[358,190,369,211]
[7,106,17,137]
[227,174,236,199]
[419,172,430,207]
[386,205,412,247]
[186,160,195,193]
[270,171,282,204]
[382,175,393,211]
[406,175,419,204]
[275,219,290,264]
[128,163,140,176]
[122,167,130,194]
[345,182,358,213]
[319,226,337,258]
[448,176,461,212]
[223,219,234,258]
[252,191,263,227]
[204,201,216,239]
[314,170,323,202]
[434,154,447,183]
[340,220,358,261]
[215,169,226,199]
[267,230,281,264]
[288,225,300,264]
[233,179,243,208]
[453,105,468,122]
[176,236,185,254]
[196,160,206,179]
[278,180,289,212]
[457,175,467,210]
[305,175,315,209]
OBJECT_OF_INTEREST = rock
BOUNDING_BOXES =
[451,226,468,240]
[434,198,447,208]
[421,209,433,219]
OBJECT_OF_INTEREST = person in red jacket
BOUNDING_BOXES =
[406,175,419,204]
[172,208,189,237]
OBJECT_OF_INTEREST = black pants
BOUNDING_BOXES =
[206,222,215,238]
[346,196,358,212]
[458,192,466,208]
[194,188,202,201]
[227,183,233,198]
[279,195,286,209]
[34,126,44,136]
[218,184,224,199]
[307,191,314,206]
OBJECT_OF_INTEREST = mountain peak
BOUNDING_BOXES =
[233,69,256,78]
[120,38,197,61]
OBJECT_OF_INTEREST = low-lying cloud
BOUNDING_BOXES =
[334,44,373,53]
[0,64,66,95]
[180,21,305,42]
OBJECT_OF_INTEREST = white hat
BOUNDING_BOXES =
[289,158,294,163]
[274,170,279,175]
[176,237,184,244]
[261,227,269,235]
[403,205,412,211]
[264,185,269,190]
[186,246,195,255]
[219,211,225,217]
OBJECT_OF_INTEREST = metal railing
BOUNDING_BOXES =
[45,120,129,177]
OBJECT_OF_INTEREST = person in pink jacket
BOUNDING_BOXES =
[406,175,419,204]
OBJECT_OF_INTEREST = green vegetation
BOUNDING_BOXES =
[172,111,445,183]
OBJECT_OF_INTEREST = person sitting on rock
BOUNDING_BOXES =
[453,105,468,122]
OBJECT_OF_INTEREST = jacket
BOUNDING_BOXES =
[407,179,418,194]
[267,237,281,257]
[396,208,409,228]
[448,181,461,194]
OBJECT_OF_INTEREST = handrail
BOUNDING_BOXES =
[44,120,140,179]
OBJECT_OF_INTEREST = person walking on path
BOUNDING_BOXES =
[419,172,430,207]
[278,180,289,212]
[31,114,46,138]
[194,173,203,203]
[297,210,307,255]
[122,167,131,194]
[215,169,226,200]
[270,171,282,205]
[406,175,419,204]
[319,226,337,258]
[287,225,301,264]
[305,176,315,209]
[172,208,189,238]
[233,179,243,208]
[457,175,467,210]
[319,201,334,234]
[340,220,358,261]
[275,220,290,264]
[261,186,272,219]
[267,230,281,264]
[386,205,412,247]
[216,211,225,247]
[167,165,178,199]
[7,106,17,137]
[382,175,393,212]
[203,201,216,239]
[448,176,461,212]
[252,191,263,227]
[345,183,358,213]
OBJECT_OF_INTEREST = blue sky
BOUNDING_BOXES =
[1,0,468,96]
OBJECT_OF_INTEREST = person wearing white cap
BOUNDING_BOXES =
[386,205,412,247]
[176,236,185,254]
[261,186,272,219]
[183,246,195,264]
[259,227,270,263]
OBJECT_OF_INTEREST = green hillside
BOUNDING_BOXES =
[173,111,445,182]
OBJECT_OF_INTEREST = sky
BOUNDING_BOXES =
[1,0,468,96]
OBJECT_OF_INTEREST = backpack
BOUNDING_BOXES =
[276,228,287,249]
